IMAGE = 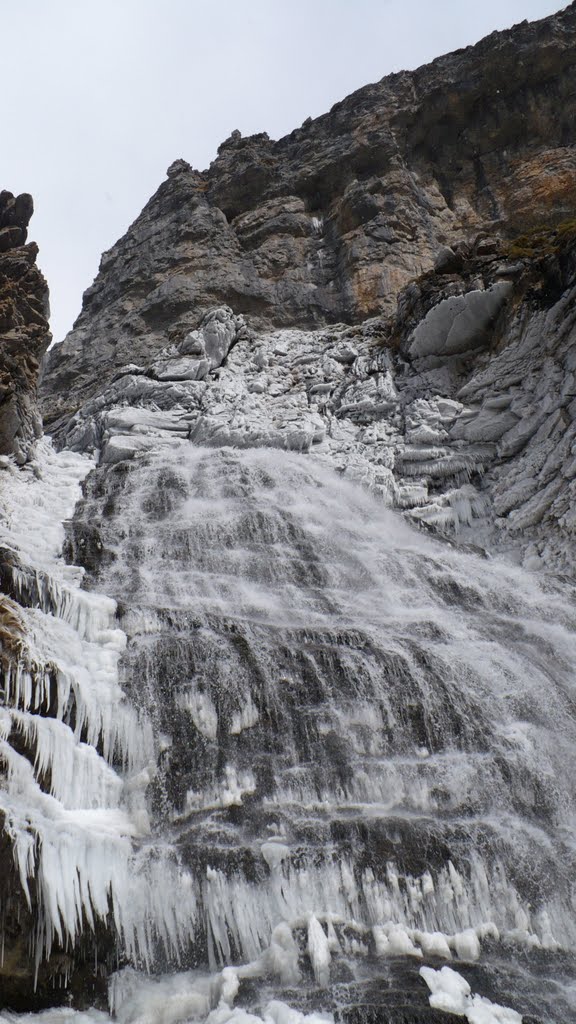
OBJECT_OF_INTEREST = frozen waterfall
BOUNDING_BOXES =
[2,438,576,1021]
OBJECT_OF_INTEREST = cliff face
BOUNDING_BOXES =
[39,3,576,575]
[41,3,576,433]
[0,191,50,463]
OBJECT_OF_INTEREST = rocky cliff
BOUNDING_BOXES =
[0,191,50,463]
[42,3,576,433]
[40,3,576,575]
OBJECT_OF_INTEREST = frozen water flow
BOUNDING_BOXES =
[0,441,197,970]
[2,438,576,1021]
[420,965,522,1023]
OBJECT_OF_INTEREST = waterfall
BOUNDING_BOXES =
[2,438,576,1022]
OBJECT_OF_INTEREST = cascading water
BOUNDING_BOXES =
[2,438,576,1022]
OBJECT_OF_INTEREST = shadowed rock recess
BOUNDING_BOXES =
[1,4,576,1023]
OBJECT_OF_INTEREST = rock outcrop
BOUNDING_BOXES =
[0,191,50,463]
[41,3,576,437]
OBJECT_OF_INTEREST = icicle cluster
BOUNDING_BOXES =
[0,442,197,975]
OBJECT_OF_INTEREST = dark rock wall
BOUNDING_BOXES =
[41,3,576,433]
[0,191,50,462]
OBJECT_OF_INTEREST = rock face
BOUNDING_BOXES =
[0,191,50,462]
[42,3,576,434]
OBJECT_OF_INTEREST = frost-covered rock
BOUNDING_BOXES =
[51,233,576,576]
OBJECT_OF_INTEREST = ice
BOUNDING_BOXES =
[107,925,322,1024]
[420,966,522,1023]
[0,441,94,575]
[6,709,123,808]
[108,947,331,1024]
[307,915,331,986]
[14,603,151,769]
[452,929,481,962]
[2,969,335,1024]
[192,844,565,973]
[230,694,259,734]
[3,435,576,1017]
[415,931,452,959]
[178,688,218,739]
[420,964,471,1014]
[408,284,512,360]
[261,840,291,871]
[266,923,301,986]
[108,967,212,1024]
[0,441,199,972]
[373,923,422,958]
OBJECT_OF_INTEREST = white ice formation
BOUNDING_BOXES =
[419,964,522,1023]
[0,432,570,1018]
[0,442,196,973]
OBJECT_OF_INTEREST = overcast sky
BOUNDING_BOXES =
[2,0,567,343]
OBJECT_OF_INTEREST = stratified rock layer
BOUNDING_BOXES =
[0,191,50,463]
[41,3,576,436]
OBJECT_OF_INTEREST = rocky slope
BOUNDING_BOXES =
[0,191,50,463]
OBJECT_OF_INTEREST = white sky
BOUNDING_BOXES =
[2,0,567,343]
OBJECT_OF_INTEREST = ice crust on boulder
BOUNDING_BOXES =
[408,283,512,361]
[420,965,522,1023]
